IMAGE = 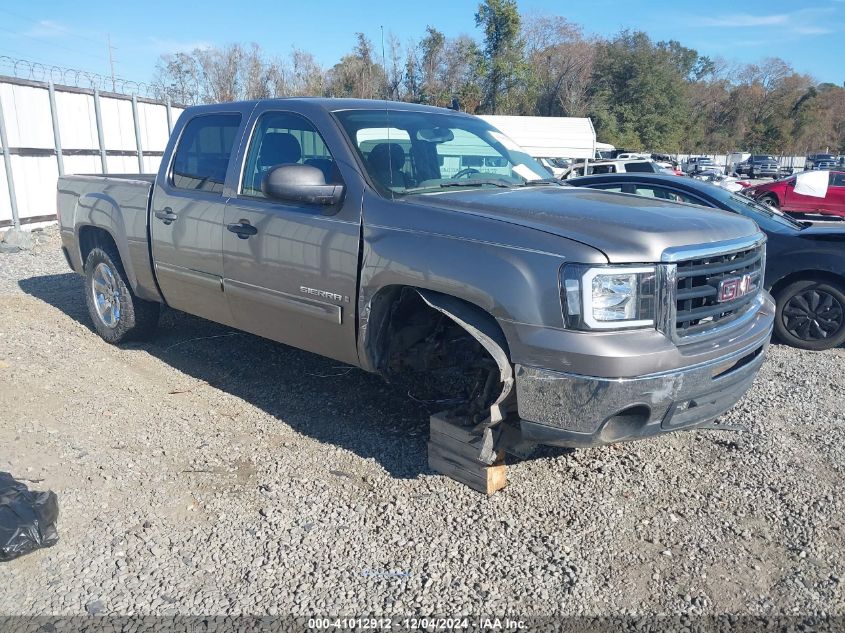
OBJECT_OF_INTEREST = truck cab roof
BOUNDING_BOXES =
[182,97,470,118]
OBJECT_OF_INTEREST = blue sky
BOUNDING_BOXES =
[1,1,843,86]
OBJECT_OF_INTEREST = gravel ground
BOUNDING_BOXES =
[0,226,843,618]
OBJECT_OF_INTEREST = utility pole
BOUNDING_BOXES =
[107,34,117,92]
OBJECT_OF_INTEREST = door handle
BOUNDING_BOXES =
[227,220,258,239]
[154,207,178,224]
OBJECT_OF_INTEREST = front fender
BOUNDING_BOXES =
[766,237,845,291]
[357,194,605,375]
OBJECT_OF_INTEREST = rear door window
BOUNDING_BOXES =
[171,114,242,193]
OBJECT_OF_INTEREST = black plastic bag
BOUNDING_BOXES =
[0,472,59,561]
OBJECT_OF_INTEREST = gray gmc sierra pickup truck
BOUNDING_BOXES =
[57,99,775,450]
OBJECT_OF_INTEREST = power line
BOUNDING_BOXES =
[0,7,107,48]
[0,24,105,64]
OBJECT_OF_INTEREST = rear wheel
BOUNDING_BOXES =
[773,279,845,351]
[761,194,780,210]
[84,244,159,344]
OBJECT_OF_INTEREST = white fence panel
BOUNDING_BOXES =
[100,96,137,152]
[64,154,103,176]
[171,107,186,128]
[106,155,140,174]
[142,155,162,174]
[0,76,181,227]
[0,83,54,149]
[55,90,99,150]
[138,101,170,152]
[12,155,57,221]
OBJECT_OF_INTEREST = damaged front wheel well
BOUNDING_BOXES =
[364,286,514,425]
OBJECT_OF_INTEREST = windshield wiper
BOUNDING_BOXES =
[439,178,513,189]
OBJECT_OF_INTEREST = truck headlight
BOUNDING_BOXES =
[561,265,656,330]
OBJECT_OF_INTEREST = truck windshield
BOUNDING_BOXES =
[333,109,552,196]
[752,155,776,161]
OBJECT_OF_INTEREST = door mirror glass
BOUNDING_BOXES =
[262,164,345,205]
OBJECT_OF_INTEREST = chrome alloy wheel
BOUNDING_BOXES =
[91,262,122,327]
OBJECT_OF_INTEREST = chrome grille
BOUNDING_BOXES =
[671,242,765,341]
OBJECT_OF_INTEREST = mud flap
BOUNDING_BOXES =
[414,289,515,429]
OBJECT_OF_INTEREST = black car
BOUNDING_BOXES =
[568,173,845,350]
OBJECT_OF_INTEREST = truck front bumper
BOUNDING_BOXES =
[515,331,771,448]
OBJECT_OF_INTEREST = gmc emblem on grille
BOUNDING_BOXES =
[718,274,757,303]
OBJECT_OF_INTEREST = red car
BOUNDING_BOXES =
[744,170,845,218]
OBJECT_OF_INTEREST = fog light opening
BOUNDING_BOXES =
[599,405,651,443]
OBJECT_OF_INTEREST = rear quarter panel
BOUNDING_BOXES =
[58,175,162,302]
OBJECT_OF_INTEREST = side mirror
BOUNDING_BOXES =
[261,164,344,206]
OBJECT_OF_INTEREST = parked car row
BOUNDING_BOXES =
[590,152,845,182]
[559,158,668,178]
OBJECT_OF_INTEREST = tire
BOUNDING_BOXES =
[84,244,159,344]
[773,279,845,351]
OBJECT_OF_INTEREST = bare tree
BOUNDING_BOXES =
[196,44,244,102]
[289,48,325,96]
[522,14,595,117]
[442,36,483,111]
[385,33,405,100]
[419,26,446,103]
[404,38,422,102]
[238,44,272,99]
[326,33,386,99]
[152,51,203,104]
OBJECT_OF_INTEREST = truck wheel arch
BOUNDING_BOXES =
[360,285,514,425]
[73,191,146,296]
[77,222,147,299]
[79,225,123,272]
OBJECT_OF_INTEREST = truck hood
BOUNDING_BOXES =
[408,186,758,263]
